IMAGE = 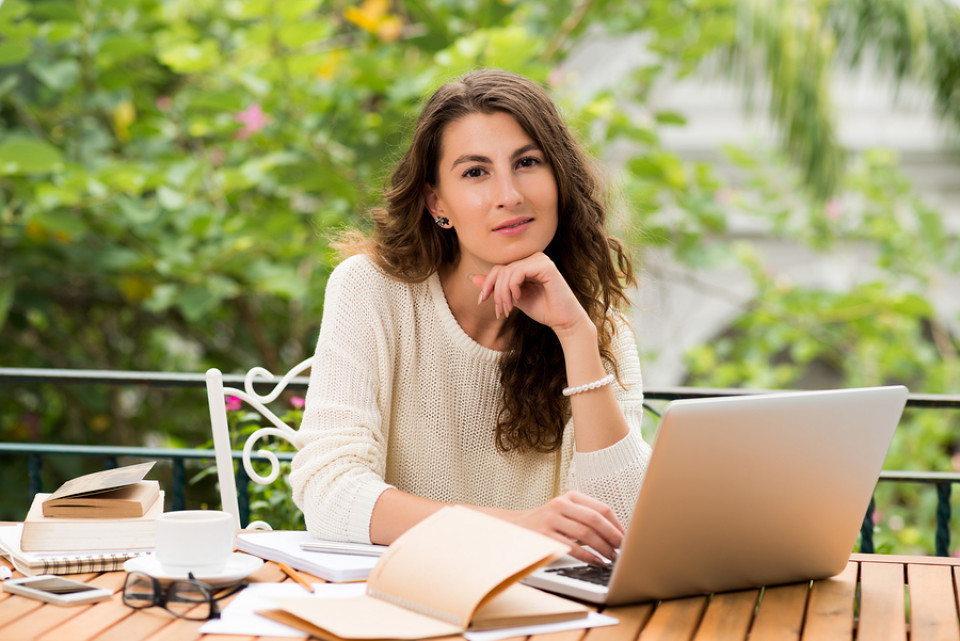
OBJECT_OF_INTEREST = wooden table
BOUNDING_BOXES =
[3,552,960,640]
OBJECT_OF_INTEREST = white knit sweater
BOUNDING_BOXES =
[289,254,652,543]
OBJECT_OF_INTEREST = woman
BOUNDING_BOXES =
[290,69,651,565]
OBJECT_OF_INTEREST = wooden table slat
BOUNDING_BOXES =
[585,604,653,641]
[91,609,181,641]
[140,614,206,641]
[800,561,858,641]
[38,597,135,641]
[692,589,760,641]
[858,561,907,641]
[638,595,708,640]
[749,582,810,641]
[908,563,960,641]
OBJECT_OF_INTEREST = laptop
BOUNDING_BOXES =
[524,385,908,605]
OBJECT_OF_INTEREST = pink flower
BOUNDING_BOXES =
[290,396,306,409]
[713,188,735,205]
[225,396,242,411]
[548,68,564,87]
[156,96,172,111]
[235,103,269,139]
[825,197,843,221]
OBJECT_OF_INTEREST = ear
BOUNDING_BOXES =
[424,183,442,217]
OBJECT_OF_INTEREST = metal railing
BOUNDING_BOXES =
[0,442,294,528]
[2,367,959,553]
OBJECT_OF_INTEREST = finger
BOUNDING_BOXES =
[468,273,487,297]
[554,512,620,563]
[495,267,514,317]
[538,529,608,566]
[475,267,500,304]
[566,491,626,534]
[566,542,609,566]
[506,269,526,317]
[553,497,624,557]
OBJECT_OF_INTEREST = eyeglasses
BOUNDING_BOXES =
[122,571,247,620]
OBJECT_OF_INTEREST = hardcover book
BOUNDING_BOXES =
[41,461,159,519]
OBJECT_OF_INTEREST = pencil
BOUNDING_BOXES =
[277,561,314,593]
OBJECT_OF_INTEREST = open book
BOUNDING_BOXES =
[258,506,589,640]
[41,461,159,518]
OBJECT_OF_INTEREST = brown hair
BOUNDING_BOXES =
[341,69,635,452]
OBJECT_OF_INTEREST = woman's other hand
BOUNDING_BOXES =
[506,491,624,566]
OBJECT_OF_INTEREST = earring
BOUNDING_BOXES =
[434,216,450,228]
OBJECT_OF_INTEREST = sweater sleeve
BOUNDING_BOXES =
[571,317,652,528]
[289,256,395,543]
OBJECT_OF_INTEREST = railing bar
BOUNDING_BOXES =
[0,367,310,390]
[860,496,875,554]
[237,467,251,527]
[2,368,959,407]
[0,443,293,462]
[878,471,960,483]
[936,481,951,557]
[27,454,42,496]
[172,458,186,511]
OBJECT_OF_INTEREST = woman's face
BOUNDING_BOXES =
[425,111,559,274]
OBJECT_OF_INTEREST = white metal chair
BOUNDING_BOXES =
[205,359,312,531]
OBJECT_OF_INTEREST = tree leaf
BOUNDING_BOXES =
[0,136,64,175]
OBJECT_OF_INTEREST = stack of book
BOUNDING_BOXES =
[0,462,163,576]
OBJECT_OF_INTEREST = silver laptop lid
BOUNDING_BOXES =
[606,385,908,605]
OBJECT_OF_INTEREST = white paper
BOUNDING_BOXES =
[201,582,618,639]
[463,611,618,641]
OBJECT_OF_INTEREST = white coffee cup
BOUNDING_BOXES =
[154,510,235,574]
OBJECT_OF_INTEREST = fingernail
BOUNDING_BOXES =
[477,293,484,305]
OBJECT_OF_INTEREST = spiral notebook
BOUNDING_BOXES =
[0,524,149,576]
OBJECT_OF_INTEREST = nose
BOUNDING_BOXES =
[495,173,522,209]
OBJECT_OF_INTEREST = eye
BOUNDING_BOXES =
[462,167,486,178]
[516,156,542,169]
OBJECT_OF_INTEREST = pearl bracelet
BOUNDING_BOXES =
[562,374,615,397]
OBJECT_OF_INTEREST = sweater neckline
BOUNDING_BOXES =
[427,271,504,364]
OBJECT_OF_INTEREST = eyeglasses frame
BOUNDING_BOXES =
[121,571,247,620]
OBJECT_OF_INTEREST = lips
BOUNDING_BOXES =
[493,217,534,231]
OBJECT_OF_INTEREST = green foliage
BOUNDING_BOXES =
[681,143,960,554]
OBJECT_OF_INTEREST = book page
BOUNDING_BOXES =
[365,506,568,629]
[263,594,462,640]
[469,583,589,631]
[45,461,155,501]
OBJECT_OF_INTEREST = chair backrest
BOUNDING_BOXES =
[205,359,312,531]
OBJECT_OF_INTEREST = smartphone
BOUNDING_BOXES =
[2,575,113,606]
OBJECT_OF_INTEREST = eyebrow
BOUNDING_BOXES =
[449,143,542,170]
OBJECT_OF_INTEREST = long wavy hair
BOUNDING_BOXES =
[341,69,636,453]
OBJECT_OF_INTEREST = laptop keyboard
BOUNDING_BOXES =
[546,564,612,586]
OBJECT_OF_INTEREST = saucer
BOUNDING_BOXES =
[123,553,263,587]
